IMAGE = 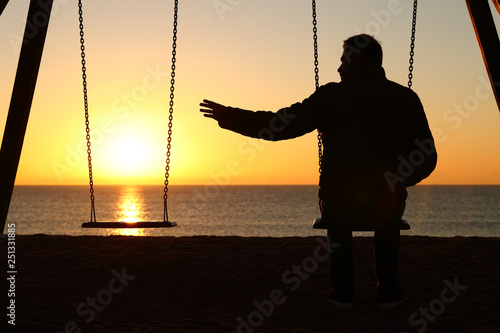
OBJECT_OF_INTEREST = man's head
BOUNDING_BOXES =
[338,34,383,80]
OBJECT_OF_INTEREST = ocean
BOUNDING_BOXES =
[5,185,500,237]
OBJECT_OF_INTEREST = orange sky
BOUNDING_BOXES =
[1,0,500,186]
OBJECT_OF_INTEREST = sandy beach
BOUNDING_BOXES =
[1,235,500,332]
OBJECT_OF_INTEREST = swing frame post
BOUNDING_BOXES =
[0,0,54,235]
[0,0,10,16]
[466,0,500,113]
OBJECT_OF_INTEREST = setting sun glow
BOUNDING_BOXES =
[90,123,169,184]
[2,1,500,186]
[105,135,155,174]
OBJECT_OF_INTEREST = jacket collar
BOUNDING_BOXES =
[342,64,386,82]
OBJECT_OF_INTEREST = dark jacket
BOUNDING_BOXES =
[216,66,437,223]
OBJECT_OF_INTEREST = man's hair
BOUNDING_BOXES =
[343,34,383,66]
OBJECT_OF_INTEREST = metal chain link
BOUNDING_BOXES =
[164,0,178,223]
[312,0,323,175]
[408,0,418,89]
[78,0,96,223]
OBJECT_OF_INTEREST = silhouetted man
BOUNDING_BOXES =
[200,34,437,310]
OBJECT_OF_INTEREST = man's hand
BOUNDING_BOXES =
[199,99,227,121]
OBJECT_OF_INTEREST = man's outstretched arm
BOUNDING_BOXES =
[200,97,320,141]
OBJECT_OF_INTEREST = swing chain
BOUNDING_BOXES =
[164,0,178,223]
[312,1,319,91]
[78,0,96,223]
[312,0,323,174]
[408,0,418,89]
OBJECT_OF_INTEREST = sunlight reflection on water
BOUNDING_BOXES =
[114,188,148,222]
[107,187,151,236]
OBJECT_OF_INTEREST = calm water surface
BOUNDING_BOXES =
[6,185,500,237]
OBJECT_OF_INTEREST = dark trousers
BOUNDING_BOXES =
[327,226,400,300]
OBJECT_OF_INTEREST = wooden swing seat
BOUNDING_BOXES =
[312,218,410,231]
[81,221,177,228]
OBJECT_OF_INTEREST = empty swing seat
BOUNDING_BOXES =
[312,218,410,231]
[82,221,177,228]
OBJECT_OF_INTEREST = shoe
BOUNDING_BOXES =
[376,290,407,310]
[327,293,354,310]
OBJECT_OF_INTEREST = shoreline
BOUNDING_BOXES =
[4,234,500,240]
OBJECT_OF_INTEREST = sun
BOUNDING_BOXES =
[93,125,166,181]
[109,137,151,172]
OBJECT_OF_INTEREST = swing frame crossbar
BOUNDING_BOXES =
[81,221,177,228]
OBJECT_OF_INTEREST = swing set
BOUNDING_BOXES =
[78,0,179,228]
[0,0,499,234]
